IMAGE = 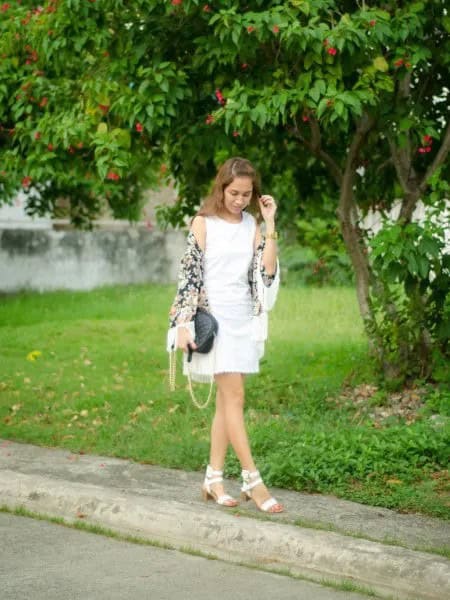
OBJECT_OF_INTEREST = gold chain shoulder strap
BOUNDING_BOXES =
[169,349,215,409]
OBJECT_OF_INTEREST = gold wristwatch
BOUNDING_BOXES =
[266,230,278,240]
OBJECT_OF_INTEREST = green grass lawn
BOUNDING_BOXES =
[0,284,448,519]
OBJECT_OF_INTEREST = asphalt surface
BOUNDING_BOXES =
[1,439,449,600]
[0,513,375,600]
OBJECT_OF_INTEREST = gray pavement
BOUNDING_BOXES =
[1,439,449,600]
[0,513,373,600]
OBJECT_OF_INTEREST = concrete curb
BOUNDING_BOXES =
[1,470,449,600]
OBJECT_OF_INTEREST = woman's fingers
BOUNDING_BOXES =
[259,195,277,211]
[177,328,197,352]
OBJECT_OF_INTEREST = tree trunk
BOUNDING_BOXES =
[337,184,371,321]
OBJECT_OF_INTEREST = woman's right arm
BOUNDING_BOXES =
[167,217,206,352]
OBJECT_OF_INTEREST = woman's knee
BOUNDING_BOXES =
[215,374,244,411]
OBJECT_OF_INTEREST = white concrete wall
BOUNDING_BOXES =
[0,227,186,292]
[360,200,450,252]
[0,191,52,230]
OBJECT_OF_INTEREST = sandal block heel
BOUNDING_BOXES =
[241,469,284,513]
[202,465,238,507]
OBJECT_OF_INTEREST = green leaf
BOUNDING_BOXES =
[420,238,441,258]
[417,256,429,279]
[309,86,321,103]
[304,53,314,70]
[407,254,418,276]
[373,56,389,72]
[334,100,345,117]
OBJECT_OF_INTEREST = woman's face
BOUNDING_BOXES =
[222,176,253,219]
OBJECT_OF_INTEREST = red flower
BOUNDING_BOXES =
[215,88,226,106]
[369,19,376,27]
[423,134,433,144]
[272,25,279,34]
[203,4,211,11]
[232,131,240,137]
[302,115,309,122]
[106,171,120,181]
[34,132,41,140]
[171,0,182,5]
[98,104,109,113]
[327,47,337,56]
[135,122,144,133]
[1,3,10,12]
[247,25,255,33]
[22,176,32,187]
[205,114,215,125]
[241,63,249,70]
[394,59,404,67]
[424,146,432,153]
[39,97,48,107]
[47,143,54,151]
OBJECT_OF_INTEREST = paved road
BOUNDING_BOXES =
[0,513,372,600]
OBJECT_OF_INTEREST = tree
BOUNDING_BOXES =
[1,1,449,382]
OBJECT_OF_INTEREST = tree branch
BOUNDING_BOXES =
[419,119,450,193]
[340,113,376,211]
[337,113,376,321]
[290,116,343,186]
[376,156,394,174]
[387,136,410,192]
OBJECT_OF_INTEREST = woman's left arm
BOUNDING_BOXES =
[256,195,278,275]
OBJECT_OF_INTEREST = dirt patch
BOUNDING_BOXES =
[326,383,430,425]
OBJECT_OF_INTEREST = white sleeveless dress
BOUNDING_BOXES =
[182,212,260,380]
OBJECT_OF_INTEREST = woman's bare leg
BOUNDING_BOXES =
[214,373,281,509]
[207,387,231,499]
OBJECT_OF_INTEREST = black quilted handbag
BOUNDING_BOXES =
[187,308,218,362]
[168,308,218,409]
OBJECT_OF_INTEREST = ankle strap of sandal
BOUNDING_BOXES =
[241,469,263,491]
[205,465,224,483]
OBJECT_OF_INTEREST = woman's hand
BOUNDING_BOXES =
[258,195,277,224]
[177,326,197,353]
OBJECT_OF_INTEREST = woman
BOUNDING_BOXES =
[167,157,284,513]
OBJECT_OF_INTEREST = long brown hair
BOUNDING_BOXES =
[197,157,262,221]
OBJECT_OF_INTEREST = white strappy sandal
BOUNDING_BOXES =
[241,469,284,513]
[201,465,239,507]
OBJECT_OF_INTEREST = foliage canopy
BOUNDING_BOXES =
[1,0,449,382]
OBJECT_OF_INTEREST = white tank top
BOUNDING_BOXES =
[204,212,256,312]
